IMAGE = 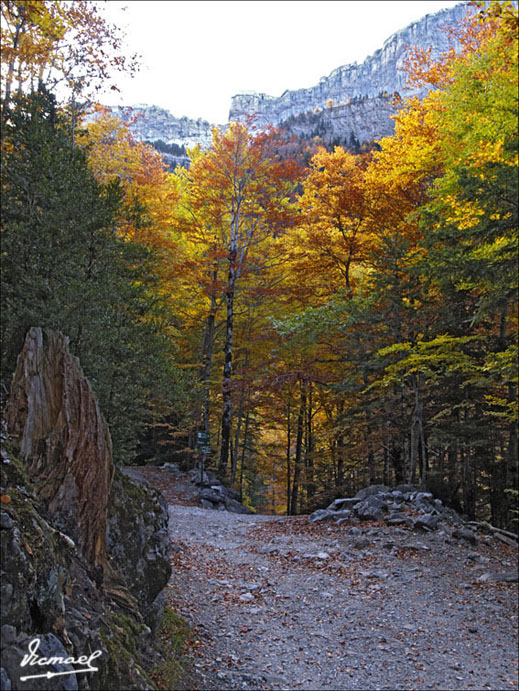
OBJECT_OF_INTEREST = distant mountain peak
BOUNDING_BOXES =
[229,2,470,128]
[106,2,472,163]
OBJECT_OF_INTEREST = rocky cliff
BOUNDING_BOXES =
[109,104,217,149]
[229,2,470,129]
[1,328,172,690]
[104,2,472,156]
[279,94,399,149]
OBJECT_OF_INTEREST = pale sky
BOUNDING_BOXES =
[98,0,463,124]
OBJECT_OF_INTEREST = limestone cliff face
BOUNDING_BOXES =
[228,2,470,133]
[108,2,472,154]
[110,104,217,149]
[281,94,398,147]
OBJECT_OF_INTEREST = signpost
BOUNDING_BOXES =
[195,431,211,484]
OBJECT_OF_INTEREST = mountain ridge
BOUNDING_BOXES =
[103,2,472,159]
[229,2,469,126]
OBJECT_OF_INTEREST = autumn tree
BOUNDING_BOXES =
[1,0,138,109]
[355,1,518,522]
[260,1,517,526]
[416,0,518,523]
[296,147,370,295]
[179,122,299,478]
[0,88,185,460]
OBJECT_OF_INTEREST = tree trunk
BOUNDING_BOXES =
[400,383,411,482]
[304,382,315,502]
[335,401,345,487]
[391,443,405,484]
[290,380,306,515]
[383,444,391,486]
[219,252,237,477]
[506,382,518,529]
[2,15,23,121]
[462,443,476,520]
[336,436,345,488]
[239,411,250,502]
[286,402,292,516]
[199,269,218,436]
[362,371,376,484]
[231,349,249,485]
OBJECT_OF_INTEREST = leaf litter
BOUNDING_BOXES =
[138,466,518,690]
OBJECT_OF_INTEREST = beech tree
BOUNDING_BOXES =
[180,122,299,477]
[1,0,138,108]
[297,147,370,295]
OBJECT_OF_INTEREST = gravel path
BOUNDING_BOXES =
[139,468,518,691]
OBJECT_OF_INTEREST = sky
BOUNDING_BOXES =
[98,0,463,124]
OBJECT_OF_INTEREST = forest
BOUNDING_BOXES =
[1,0,517,529]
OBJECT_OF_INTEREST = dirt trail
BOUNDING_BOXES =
[139,467,518,691]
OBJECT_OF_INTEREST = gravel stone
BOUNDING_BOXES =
[138,467,519,691]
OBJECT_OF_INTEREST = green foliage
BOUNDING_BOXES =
[1,87,184,462]
[151,606,193,689]
[148,139,187,157]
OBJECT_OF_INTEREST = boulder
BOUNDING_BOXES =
[353,537,370,549]
[394,484,419,494]
[161,462,183,478]
[386,513,408,526]
[354,485,391,501]
[453,527,478,545]
[200,488,225,504]
[332,509,352,522]
[225,498,253,514]
[5,328,111,569]
[413,513,440,532]
[196,478,252,513]
[309,509,335,523]
[354,495,388,521]
[411,492,434,510]
[327,497,359,511]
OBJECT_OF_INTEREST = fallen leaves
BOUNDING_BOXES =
[151,466,519,690]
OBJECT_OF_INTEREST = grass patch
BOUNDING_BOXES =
[151,606,193,690]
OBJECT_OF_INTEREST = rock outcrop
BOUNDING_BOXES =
[5,328,112,570]
[108,104,218,149]
[1,328,172,690]
[279,94,398,148]
[107,468,172,629]
[229,3,470,128]
[98,4,474,153]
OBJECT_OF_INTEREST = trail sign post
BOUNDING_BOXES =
[195,431,210,484]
